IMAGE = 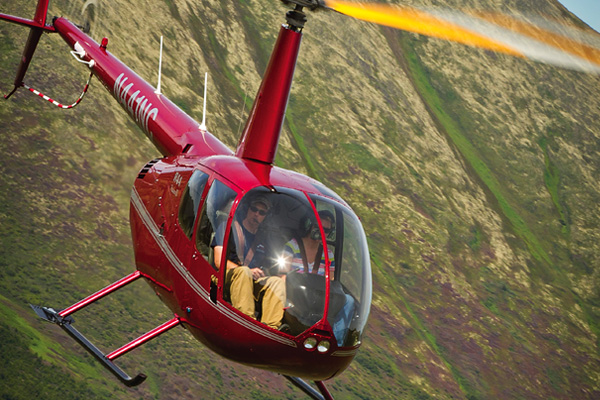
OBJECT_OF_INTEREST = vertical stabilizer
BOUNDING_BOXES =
[1,0,54,99]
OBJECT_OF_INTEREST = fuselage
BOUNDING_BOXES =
[131,154,371,379]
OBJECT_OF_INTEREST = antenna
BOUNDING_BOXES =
[155,36,163,95]
[199,72,208,131]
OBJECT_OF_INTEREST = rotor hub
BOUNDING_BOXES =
[280,0,323,11]
[286,5,307,31]
[281,0,327,31]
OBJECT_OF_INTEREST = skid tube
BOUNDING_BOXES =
[31,270,179,387]
[284,376,334,400]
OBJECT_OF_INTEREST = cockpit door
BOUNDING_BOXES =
[194,178,239,303]
[170,170,210,308]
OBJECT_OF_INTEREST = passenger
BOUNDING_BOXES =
[213,195,285,329]
[283,210,336,276]
[283,210,354,345]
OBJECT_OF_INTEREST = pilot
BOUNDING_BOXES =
[213,195,285,329]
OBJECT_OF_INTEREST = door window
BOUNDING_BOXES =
[195,179,238,269]
[178,170,209,238]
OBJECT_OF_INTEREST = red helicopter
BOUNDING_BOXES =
[2,1,373,398]
[2,1,599,399]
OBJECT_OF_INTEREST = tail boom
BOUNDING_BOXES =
[51,17,232,158]
[2,5,232,158]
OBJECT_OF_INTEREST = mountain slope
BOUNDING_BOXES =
[1,0,599,399]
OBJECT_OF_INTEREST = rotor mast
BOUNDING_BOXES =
[235,4,309,165]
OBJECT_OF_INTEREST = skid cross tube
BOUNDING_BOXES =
[59,270,143,318]
[30,270,178,387]
[107,317,181,360]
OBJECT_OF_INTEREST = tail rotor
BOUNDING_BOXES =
[80,0,99,34]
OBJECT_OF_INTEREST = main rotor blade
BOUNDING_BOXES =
[324,0,600,73]
[474,11,600,71]
[325,0,523,56]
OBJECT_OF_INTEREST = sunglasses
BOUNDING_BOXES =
[250,206,268,216]
[310,225,335,241]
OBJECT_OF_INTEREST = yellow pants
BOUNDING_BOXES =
[225,266,285,329]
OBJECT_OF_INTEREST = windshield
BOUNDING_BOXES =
[217,186,371,347]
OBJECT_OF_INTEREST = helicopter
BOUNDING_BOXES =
[2,1,600,399]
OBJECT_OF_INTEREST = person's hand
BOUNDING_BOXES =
[250,267,265,280]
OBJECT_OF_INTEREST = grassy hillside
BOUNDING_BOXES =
[1,0,599,399]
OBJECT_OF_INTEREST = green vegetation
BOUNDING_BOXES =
[0,297,114,399]
[285,114,321,179]
[0,323,101,400]
[538,136,570,235]
[400,41,553,267]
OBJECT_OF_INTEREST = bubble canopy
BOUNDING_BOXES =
[210,185,372,347]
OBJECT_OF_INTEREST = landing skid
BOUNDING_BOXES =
[31,271,335,397]
[30,270,180,387]
[284,375,334,400]
[31,305,147,387]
